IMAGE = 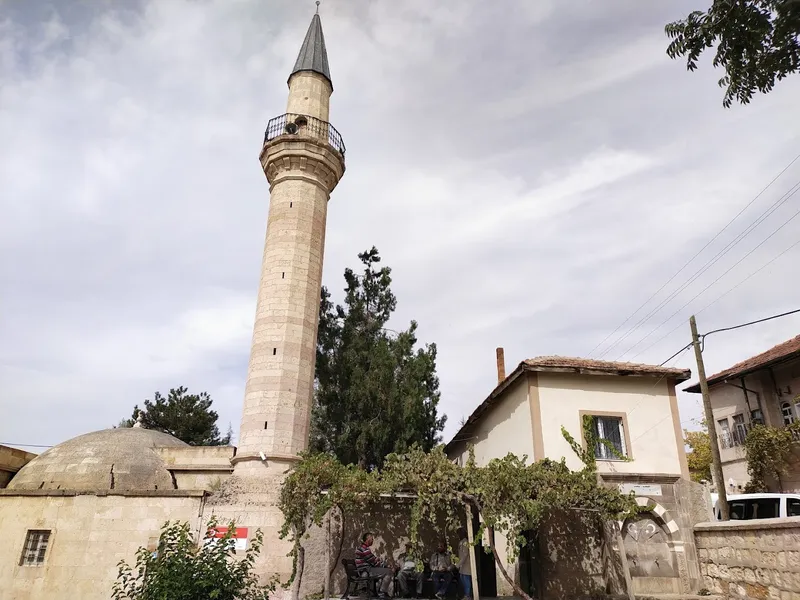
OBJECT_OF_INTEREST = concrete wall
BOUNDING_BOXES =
[0,446,36,489]
[0,491,204,600]
[450,376,535,467]
[695,517,800,599]
[538,372,684,476]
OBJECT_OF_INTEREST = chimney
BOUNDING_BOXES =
[496,347,505,383]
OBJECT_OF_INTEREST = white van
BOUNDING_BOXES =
[711,493,800,520]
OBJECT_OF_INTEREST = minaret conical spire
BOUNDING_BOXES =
[289,10,331,88]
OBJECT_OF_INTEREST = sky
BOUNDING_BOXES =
[1,0,799,451]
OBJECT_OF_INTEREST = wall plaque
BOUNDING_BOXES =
[619,483,663,496]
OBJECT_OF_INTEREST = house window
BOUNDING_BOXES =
[591,415,627,460]
[717,418,732,449]
[732,414,748,446]
[781,402,794,426]
[19,530,51,566]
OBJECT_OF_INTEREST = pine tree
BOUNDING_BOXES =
[120,387,232,446]
[311,247,446,470]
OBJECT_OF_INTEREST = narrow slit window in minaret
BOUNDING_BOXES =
[264,421,268,429]
[289,202,293,208]
[282,272,285,279]
[273,348,277,355]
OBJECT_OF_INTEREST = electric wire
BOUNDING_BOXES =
[587,151,800,359]
[0,442,52,448]
[633,307,800,444]
[627,238,800,361]
[600,178,800,360]
[618,201,800,360]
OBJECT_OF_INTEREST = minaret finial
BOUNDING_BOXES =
[316,1,320,14]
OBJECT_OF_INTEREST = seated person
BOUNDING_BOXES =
[396,545,424,598]
[355,532,396,598]
[429,540,453,599]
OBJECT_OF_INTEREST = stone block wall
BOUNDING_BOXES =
[695,517,800,599]
[155,445,235,467]
[0,491,204,600]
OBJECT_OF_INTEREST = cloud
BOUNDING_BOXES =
[1,0,800,454]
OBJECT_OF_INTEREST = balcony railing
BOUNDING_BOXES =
[719,425,749,449]
[263,113,346,156]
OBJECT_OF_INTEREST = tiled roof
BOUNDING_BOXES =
[523,356,690,381]
[445,356,690,452]
[684,334,800,393]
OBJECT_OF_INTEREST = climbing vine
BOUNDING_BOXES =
[278,427,638,600]
[744,422,800,492]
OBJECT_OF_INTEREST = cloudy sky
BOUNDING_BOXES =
[2,0,799,451]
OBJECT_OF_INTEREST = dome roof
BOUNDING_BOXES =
[9,427,188,492]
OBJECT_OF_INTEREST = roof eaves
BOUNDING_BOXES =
[444,363,528,453]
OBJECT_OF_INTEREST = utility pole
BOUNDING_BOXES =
[690,315,729,521]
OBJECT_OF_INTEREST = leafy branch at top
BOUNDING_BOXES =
[665,0,800,107]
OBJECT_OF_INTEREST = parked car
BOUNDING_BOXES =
[711,493,800,520]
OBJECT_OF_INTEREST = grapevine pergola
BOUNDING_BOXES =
[279,424,641,600]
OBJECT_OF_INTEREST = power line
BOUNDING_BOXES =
[0,442,52,448]
[602,179,800,360]
[659,343,693,366]
[628,237,800,361]
[632,306,800,449]
[703,308,800,338]
[587,152,800,359]
[654,306,800,369]
[618,201,800,359]
[590,152,800,359]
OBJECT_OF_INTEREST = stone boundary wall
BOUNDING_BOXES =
[694,517,800,599]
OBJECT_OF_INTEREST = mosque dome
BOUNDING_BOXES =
[8,427,188,492]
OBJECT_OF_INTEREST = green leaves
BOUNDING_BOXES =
[123,387,231,446]
[665,0,800,107]
[112,519,273,600]
[311,247,446,470]
[684,421,713,483]
[743,422,800,492]
[279,440,639,594]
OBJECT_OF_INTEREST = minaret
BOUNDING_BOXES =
[234,8,345,473]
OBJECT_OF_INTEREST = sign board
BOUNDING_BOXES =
[618,483,662,497]
[206,527,248,551]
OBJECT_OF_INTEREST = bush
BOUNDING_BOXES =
[112,519,274,600]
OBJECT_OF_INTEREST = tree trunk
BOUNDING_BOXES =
[292,539,306,600]
[458,493,533,600]
[329,504,345,578]
[484,525,533,600]
[324,511,332,600]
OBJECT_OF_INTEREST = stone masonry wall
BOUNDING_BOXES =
[695,517,800,599]
[0,492,204,600]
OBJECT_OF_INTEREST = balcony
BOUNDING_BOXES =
[719,425,749,450]
[264,113,346,156]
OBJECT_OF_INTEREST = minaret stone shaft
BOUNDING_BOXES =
[234,12,345,472]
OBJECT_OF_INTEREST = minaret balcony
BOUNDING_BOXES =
[263,113,346,157]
